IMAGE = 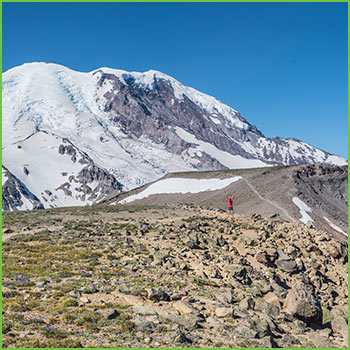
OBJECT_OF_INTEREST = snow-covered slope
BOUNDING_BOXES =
[2,166,44,211]
[2,131,122,209]
[2,62,347,210]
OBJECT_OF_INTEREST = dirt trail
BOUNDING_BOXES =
[242,177,296,222]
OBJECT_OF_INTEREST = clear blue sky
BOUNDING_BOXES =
[3,2,348,158]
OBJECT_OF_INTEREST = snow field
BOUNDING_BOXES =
[175,127,268,169]
[292,197,314,224]
[119,176,242,204]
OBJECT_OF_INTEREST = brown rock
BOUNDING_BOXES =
[121,294,145,306]
[263,292,280,308]
[215,307,233,318]
[79,295,90,304]
[329,244,341,259]
[215,288,234,304]
[254,298,268,312]
[283,283,322,323]
[133,305,158,316]
[255,250,270,265]
[173,300,194,315]
[239,297,255,310]
[331,315,348,343]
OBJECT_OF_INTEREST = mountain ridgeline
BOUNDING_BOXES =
[108,164,348,239]
[2,62,347,211]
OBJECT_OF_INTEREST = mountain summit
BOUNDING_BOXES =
[2,62,346,210]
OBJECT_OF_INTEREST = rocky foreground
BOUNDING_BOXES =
[2,204,348,348]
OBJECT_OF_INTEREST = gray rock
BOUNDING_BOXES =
[206,317,222,326]
[258,336,278,348]
[133,318,156,333]
[132,305,158,316]
[277,334,302,348]
[311,334,335,348]
[163,311,202,330]
[147,288,170,302]
[284,283,322,323]
[253,318,271,339]
[276,248,291,261]
[173,331,192,344]
[153,250,169,264]
[265,303,280,318]
[276,259,297,272]
[215,288,234,304]
[235,325,257,338]
[82,284,99,294]
[106,310,120,320]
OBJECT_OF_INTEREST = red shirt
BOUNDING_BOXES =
[226,195,235,207]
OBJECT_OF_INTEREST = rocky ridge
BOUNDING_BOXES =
[2,204,348,347]
[109,164,348,238]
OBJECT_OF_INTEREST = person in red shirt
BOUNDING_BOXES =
[226,195,235,216]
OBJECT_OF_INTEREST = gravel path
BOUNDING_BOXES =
[242,177,296,222]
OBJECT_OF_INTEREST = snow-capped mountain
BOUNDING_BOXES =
[2,62,346,210]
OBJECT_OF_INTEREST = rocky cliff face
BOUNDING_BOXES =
[292,164,348,234]
[95,69,344,167]
[2,63,347,210]
[98,70,262,165]
[2,166,44,211]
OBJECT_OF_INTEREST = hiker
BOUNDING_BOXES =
[226,195,235,216]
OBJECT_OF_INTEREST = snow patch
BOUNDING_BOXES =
[119,176,242,204]
[326,155,347,166]
[292,197,314,224]
[210,116,221,125]
[175,127,269,169]
[17,193,35,211]
[323,216,347,236]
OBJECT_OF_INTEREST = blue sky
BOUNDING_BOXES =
[3,2,348,158]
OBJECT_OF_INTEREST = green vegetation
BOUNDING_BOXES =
[2,203,346,348]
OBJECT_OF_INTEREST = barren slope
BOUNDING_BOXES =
[2,205,347,348]
[108,164,347,239]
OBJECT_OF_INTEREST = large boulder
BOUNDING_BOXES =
[283,283,322,323]
[331,315,348,345]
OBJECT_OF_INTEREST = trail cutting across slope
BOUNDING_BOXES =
[242,177,296,222]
